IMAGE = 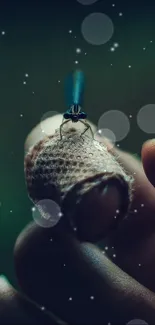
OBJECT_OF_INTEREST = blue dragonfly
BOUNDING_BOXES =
[59,70,93,139]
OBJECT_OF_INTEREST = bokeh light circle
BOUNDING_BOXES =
[81,13,114,45]
[77,0,98,4]
[137,104,155,133]
[94,128,116,148]
[98,110,130,141]
[40,111,59,135]
[126,320,148,325]
[32,199,62,228]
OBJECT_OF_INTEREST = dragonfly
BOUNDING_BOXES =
[59,70,94,140]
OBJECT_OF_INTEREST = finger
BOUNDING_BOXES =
[14,221,155,325]
[0,275,57,324]
[99,143,155,294]
[25,115,155,228]
[24,116,155,269]
[141,139,155,187]
[24,116,155,247]
[105,144,155,267]
[107,144,155,235]
[25,115,133,241]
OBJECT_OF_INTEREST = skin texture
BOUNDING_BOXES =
[1,115,155,324]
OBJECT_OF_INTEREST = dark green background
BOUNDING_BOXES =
[1,0,155,286]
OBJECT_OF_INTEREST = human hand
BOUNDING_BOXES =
[1,115,155,325]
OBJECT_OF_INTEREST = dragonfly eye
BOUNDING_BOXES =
[63,112,71,119]
[79,112,87,119]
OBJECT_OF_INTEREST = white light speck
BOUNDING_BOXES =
[25,73,29,77]
[105,246,108,251]
[10,210,13,213]
[75,60,79,64]
[50,238,53,241]
[23,81,26,85]
[76,48,81,54]
[113,254,116,258]
[138,263,141,267]
[20,114,23,117]
[112,4,115,7]
[112,246,114,249]
[68,297,72,301]
[119,12,123,16]
[69,30,72,34]
[63,263,66,267]
[102,250,105,254]
[73,227,77,232]
[150,40,153,43]
[116,209,120,214]
[110,47,115,52]
[74,36,77,39]
[143,47,146,50]
[141,203,144,207]
[85,52,87,55]
[129,114,132,118]
[128,65,131,68]
[113,42,119,48]
[31,207,36,212]
[1,31,5,35]
[117,144,120,147]
[134,209,138,213]
[90,296,95,300]
[110,63,113,66]
[58,80,60,83]
[32,91,35,94]
[103,169,107,173]
[41,306,45,311]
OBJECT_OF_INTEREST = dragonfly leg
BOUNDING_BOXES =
[59,119,70,140]
[79,120,94,139]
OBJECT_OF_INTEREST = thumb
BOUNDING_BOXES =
[141,139,155,187]
[14,221,155,325]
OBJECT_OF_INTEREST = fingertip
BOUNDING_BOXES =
[141,139,155,187]
[142,139,155,155]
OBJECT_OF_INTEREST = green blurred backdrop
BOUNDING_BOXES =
[1,0,155,287]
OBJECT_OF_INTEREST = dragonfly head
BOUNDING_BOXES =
[71,114,79,122]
